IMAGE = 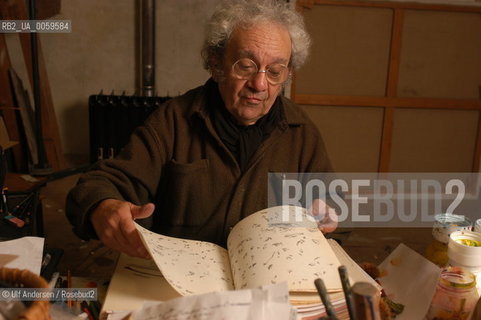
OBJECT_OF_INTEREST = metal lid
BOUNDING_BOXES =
[439,266,476,289]
[432,213,472,244]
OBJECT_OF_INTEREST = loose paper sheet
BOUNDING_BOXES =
[136,225,234,295]
[130,282,293,320]
[378,243,441,320]
[0,236,44,275]
[101,254,180,318]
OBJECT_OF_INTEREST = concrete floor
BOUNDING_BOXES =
[39,173,434,281]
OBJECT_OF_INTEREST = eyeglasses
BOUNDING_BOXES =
[231,58,290,85]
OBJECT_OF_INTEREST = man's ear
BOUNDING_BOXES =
[210,57,223,82]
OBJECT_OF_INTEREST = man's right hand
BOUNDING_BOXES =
[90,199,154,259]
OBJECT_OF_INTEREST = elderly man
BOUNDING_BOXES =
[67,0,335,258]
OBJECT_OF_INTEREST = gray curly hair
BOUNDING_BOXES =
[201,0,311,72]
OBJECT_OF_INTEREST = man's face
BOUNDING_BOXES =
[214,22,292,126]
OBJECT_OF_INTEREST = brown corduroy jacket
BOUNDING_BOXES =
[66,80,332,247]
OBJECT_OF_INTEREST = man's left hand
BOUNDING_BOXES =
[308,199,338,233]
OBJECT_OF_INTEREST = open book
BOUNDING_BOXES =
[135,206,348,305]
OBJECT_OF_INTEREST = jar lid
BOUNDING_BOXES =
[432,213,472,244]
[448,231,481,267]
[439,266,476,289]
[435,213,472,227]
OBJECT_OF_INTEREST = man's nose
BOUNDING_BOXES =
[248,71,268,92]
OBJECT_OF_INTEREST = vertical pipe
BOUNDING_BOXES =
[29,0,51,173]
[141,0,155,97]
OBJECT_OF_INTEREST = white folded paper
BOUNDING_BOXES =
[0,236,44,275]
[129,282,293,320]
[378,243,441,320]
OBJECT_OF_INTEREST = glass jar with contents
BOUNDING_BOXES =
[448,230,481,296]
[425,213,472,267]
[425,266,479,320]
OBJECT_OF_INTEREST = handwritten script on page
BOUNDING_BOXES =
[135,206,343,298]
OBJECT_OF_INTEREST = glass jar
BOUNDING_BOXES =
[448,230,481,296]
[425,213,472,267]
[475,219,481,233]
[425,266,479,320]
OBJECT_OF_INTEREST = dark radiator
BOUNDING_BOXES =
[88,94,171,163]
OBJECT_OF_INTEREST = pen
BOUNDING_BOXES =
[314,278,338,320]
[338,266,355,320]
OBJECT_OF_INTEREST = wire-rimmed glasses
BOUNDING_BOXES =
[231,58,290,85]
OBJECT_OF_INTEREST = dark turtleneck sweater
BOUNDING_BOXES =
[206,79,282,172]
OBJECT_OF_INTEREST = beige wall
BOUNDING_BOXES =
[295,4,481,172]
[40,0,217,155]
[16,0,481,168]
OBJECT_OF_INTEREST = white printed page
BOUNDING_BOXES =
[129,282,292,320]
[135,224,234,296]
[227,206,343,294]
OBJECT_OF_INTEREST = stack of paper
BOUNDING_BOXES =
[129,282,293,320]
[103,207,380,320]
